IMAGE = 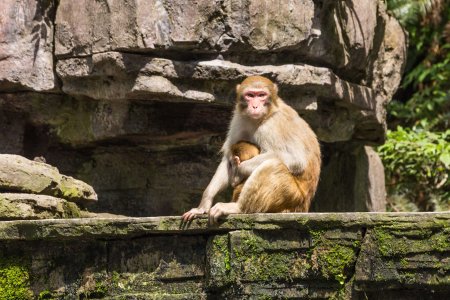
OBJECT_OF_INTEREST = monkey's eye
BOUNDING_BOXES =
[245,92,267,99]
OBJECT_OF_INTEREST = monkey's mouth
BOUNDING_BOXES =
[248,111,263,119]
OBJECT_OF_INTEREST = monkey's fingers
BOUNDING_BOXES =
[182,212,198,222]
[182,208,206,222]
[233,156,241,166]
[181,212,193,222]
[209,203,230,225]
[208,208,222,226]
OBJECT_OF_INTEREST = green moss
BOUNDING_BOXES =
[229,229,359,285]
[38,290,55,300]
[208,235,233,289]
[213,236,231,271]
[111,271,120,285]
[0,197,23,219]
[0,258,33,300]
[309,229,324,246]
[59,185,83,200]
[352,239,361,248]
[373,229,392,256]
[104,272,201,295]
[159,218,177,231]
[432,229,450,252]
[231,231,297,282]
[374,227,450,257]
[312,244,356,285]
[228,216,256,229]
[399,258,409,268]
[400,272,416,284]
[87,281,108,298]
[62,201,82,218]
[373,229,406,256]
[291,255,311,278]
[235,251,292,282]
[308,229,358,285]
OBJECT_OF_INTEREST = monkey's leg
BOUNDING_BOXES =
[182,158,230,222]
[232,183,244,202]
[237,159,305,213]
[208,182,244,225]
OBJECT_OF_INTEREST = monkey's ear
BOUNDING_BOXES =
[273,83,279,95]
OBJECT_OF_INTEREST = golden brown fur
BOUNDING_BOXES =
[238,150,321,213]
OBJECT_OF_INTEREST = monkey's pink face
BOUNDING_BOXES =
[243,88,270,119]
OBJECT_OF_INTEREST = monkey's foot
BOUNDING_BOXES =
[231,173,243,188]
[182,207,207,222]
[209,202,241,225]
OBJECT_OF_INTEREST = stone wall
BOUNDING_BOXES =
[0,0,407,216]
[0,213,448,299]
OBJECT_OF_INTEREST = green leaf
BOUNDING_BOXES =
[439,153,450,168]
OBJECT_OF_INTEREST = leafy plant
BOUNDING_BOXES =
[386,0,450,131]
[378,127,450,211]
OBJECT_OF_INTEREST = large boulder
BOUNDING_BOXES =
[0,154,97,205]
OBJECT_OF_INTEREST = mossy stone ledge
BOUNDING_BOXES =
[0,212,448,299]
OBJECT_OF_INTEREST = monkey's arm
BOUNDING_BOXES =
[232,152,277,185]
[182,158,229,221]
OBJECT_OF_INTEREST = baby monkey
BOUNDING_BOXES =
[230,141,260,202]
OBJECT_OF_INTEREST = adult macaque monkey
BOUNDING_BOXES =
[182,76,321,224]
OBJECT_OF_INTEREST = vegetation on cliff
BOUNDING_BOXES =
[380,0,450,211]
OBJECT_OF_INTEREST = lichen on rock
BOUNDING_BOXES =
[0,154,97,220]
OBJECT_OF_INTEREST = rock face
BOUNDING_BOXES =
[0,154,97,219]
[0,0,407,216]
[0,213,448,299]
[0,0,57,91]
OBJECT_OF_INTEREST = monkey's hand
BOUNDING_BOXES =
[209,202,241,225]
[182,207,207,222]
[232,155,241,166]
[182,208,207,222]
